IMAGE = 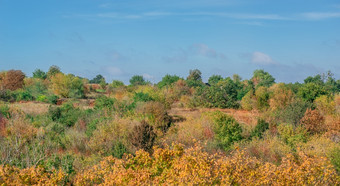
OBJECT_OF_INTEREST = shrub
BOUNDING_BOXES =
[191,78,239,109]
[15,90,34,101]
[0,166,66,185]
[74,143,339,185]
[133,92,154,102]
[0,90,16,102]
[300,108,325,134]
[0,105,11,119]
[269,83,294,110]
[24,78,48,99]
[254,86,270,111]
[314,95,336,115]
[329,147,340,174]
[129,120,157,153]
[2,70,26,91]
[211,111,243,151]
[158,74,181,88]
[50,73,85,98]
[240,90,255,111]
[268,98,311,126]
[277,123,308,149]
[136,101,172,133]
[240,136,292,165]
[46,94,58,104]
[88,118,133,156]
[94,96,116,111]
[48,103,81,127]
[250,119,269,139]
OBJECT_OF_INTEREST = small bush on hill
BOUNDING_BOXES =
[129,120,157,153]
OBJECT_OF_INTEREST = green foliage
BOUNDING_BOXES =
[110,80,125,88]
[94,96,116,111]
[0,90,15,102]
[130,75,147,86]
[0,104,11,119]
[51,73,85,98]
[15,90,34,101]
[211,111,243,150]
[250,119,269,139]
[269,98,311,126]
[89,74,105,84]
[47,65,61,78]
[252,69,275,88]
[187,69,202,81]
[133,92,154,103]
[110,141,128,159]
[254,86,270,111]
[46,94,59,104]
[24,79,48,99]
[329,147,340,174]
[158,74,181,88]
[48,103,82,127]
[298,82,328,102]
[32,69,47,79]
[191,78,239,108]
[304,74,323,85]
[186,69,203,88]
[208,75,223,85]
[277,124,308,149]
[85,119,99,137]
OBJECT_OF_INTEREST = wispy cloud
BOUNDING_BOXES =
[163,44,226,63]
[301,12,340,20]
[65,11,290,21]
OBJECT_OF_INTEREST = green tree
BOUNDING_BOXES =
[47,65,61,78]
[252,69,275,88]
[208,75,223,85]
[89,74,105,84]
[157,74,180,88]
[32,69,47,79]
[110,80,125,88]
[50,73,85,98]
[186,69,203,87]
[130,75,147,86]
[298,82,327,102]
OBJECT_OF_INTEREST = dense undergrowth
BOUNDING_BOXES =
[0,66,339,185]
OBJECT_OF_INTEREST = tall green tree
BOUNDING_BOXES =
[130,75,147,86]
[252,69,275,88]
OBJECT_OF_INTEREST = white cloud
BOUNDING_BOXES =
[251,52,275,65]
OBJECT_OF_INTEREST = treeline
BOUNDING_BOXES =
[0,66,339,185]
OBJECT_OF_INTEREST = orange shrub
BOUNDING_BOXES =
[74,143,339,185]
[0,165,66,185]
[2,70,25,91]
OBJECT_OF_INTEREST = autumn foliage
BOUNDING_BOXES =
[74,144,339,185]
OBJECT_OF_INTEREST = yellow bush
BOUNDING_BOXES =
[0,165,65,185]
[74,143,339,185]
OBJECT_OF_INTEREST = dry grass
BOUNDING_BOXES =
[169,107,259,126]
[9,102,50,115]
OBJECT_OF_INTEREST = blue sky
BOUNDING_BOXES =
[0,0,339,84]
